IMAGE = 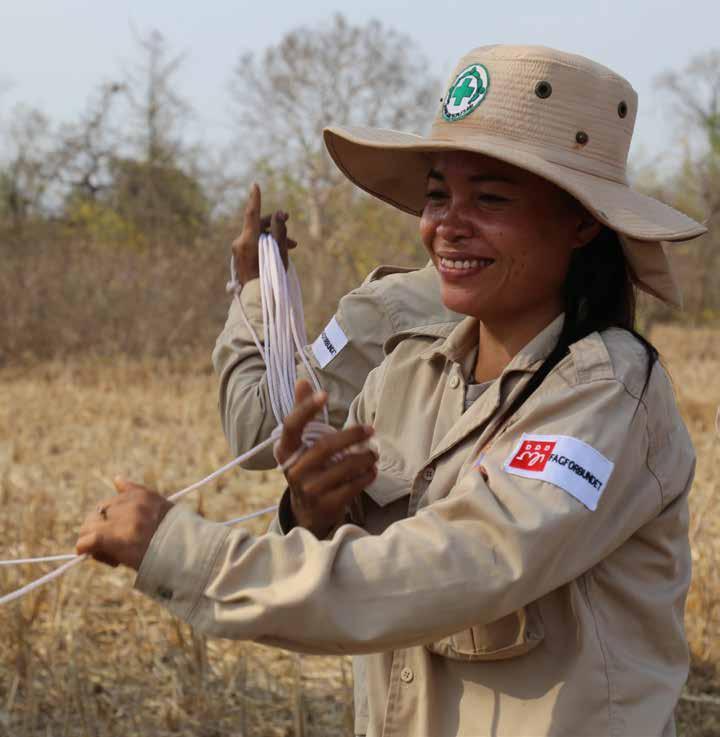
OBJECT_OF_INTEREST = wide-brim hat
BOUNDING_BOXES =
[323,45,707,307]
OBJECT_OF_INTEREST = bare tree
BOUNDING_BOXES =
[123,28,190,167]
[111,29,205,244]
[230,14,439,242]
[657,50,720,314]
[0,105,56,233]
[55,82,125,202]
[658,51,720,158]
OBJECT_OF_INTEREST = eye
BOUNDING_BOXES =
[477,193,509,203]
[425,189,448,201]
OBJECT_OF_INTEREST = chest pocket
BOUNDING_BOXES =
[425,602,544,661]
[363,457,412,508]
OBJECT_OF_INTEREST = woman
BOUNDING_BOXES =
[78,45,705,736]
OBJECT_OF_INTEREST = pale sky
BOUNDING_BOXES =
[1,0,718,169]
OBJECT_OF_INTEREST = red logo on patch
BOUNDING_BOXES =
[509,440,556,472]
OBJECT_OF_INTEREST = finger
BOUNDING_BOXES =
[302,450,378,496]
[241,183,262,240]
[113,477,150,495]
[78,517,99,537]
[294,379,314,405]
[287,238,298,250]
[232,215,271,254]
[289,425,373,479]
[319,467,377,514]
[277,390,328,461]
[280,391,327,457]
[93,554,119,568]
[79,537,119,567]
[76,531,101,557]
[270,210,287,244]
[244,182,261,219]
[271,210,291,268]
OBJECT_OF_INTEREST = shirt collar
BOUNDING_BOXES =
[419,313,565,374]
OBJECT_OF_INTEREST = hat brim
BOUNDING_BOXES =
[323,125,707,243]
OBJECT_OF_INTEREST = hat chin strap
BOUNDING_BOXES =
[618,235,683,310]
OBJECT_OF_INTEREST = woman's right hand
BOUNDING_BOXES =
[275,380,378,538]
[232,183,297,285]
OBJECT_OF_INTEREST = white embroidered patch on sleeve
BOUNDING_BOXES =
[503,433,614,511]
[311,316,349,369]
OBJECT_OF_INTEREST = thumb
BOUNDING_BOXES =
[242,182,261,239]
[275,382,326,466]
[294,379,314,405]
[113,476,130,494]
[113,476,147,494]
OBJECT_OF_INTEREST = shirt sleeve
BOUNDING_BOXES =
[135,374,693,656]
[212,278,394,470]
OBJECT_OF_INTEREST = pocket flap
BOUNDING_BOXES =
[426,605,545,662]
[364,462,411,507]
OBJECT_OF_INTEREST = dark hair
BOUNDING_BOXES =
[491,227,658,433]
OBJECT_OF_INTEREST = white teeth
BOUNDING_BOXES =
[439,257,490,270]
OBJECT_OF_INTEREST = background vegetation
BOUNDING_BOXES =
[0,18,437,365]
[0,14,718,736]
[2,18,715,366]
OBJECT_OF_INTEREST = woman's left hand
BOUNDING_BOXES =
[76,478,173,570]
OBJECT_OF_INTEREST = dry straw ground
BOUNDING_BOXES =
[0,325,718,736]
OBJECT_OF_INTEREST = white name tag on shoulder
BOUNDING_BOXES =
[503,433,614,511]
[311,316,349,368]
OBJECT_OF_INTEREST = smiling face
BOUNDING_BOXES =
[419,151,600,328]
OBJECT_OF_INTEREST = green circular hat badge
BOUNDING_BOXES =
[442,63,490,121]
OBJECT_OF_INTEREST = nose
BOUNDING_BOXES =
[436,202,473,242]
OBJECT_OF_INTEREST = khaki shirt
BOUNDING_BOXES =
[213,261,460,730]
[138,315,695,737]
[212,263,461,469]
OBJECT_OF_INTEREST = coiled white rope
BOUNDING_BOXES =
[0,234,335,607]
[227,234,328,428]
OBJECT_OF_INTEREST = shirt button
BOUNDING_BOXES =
[422,467,435,482]
[449,375,460,389]
[400,667,414,683]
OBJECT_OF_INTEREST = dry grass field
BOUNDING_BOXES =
[0,325,718,736]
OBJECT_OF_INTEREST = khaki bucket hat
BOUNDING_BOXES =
[323,45,707,307]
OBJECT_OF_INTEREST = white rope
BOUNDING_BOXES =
[166,435,277,503]
[0,556,87,607]
[223,505,281,526]
[1,234,334,607]
[0,503,282,608]
[0,554,78,566]
[226,234,328,427]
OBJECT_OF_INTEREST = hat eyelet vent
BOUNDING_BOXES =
[575,131,589,146]
[534,81,552,99]
[618,101,628,118]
